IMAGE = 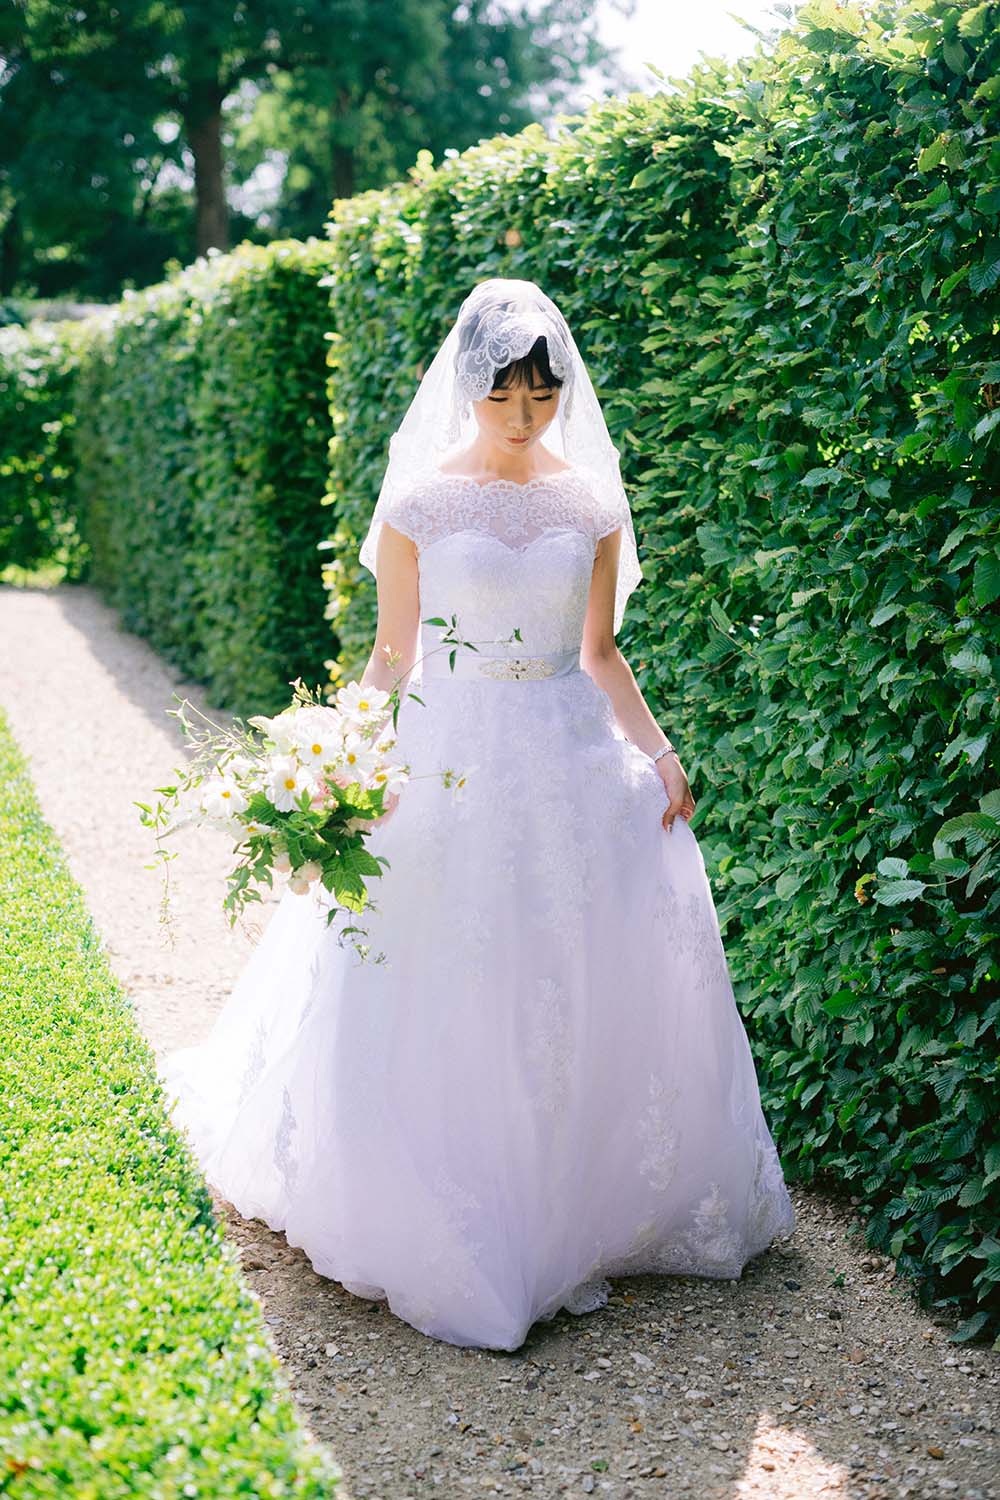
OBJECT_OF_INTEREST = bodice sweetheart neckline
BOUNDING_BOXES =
[417,525,595,561]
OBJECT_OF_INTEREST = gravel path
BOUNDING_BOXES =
[1,580,996,1500]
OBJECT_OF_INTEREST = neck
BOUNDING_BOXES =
[457,439,553,483]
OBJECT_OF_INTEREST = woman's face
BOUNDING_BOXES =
[472,368,561,454]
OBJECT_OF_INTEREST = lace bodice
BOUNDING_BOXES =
[380,470,624,660]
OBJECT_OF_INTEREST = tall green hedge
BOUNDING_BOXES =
[318,0,999,1340]
[0,710,339,1497]
[0,318,90,580]
[74,239,338,715]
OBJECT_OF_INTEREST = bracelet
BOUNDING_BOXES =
[650,742,678,765]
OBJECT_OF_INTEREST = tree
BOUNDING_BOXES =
[0,0,636,296]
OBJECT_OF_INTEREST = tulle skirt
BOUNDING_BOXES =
[159,666,795,1350]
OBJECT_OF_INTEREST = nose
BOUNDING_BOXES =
[508,392,533,433]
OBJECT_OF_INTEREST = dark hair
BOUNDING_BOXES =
[491,334,563,392]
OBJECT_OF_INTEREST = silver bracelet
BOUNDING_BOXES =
[650,742,677,765]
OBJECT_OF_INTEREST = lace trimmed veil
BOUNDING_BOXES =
[358,277,643,636]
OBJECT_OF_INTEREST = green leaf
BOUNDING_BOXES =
[629,164,663,190]
[775,869,804,900]
[973,551,1000,606]
[942,38,968,74]
[947,648,991,677]
[870,603,902,627]
[940,265,970,297]
[958,3,989,37]
[958,1177,988,1208]
[873,878,927,906]
[709,599,734,633]
[917,135,947,173]
[969,249,1000,296]
[950,1310,992,1343]
[799,1078,824,1106]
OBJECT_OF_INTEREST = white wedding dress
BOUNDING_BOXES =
[160,468,796,1351]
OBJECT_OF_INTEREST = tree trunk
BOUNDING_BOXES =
[332,140,355,201]
[187,106,229,255]
[0,203,22,297]
[331,86,356,202]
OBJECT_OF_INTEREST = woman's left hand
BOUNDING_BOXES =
[656,753,696,834]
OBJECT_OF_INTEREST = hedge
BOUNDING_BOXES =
[317,0,999,1340]
[0,708,340,1497]
[73,238,339,716]
[0,317,90,581]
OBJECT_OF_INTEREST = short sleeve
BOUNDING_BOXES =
[592,492,628,543]
[359,484,440,576]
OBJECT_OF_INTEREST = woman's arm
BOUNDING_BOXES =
[359,521,421,698]
[358,521,421,822]
[580,528,696,832]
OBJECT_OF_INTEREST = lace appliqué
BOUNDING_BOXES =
[273,1085,298,1194]
[238,1017,268,1105]
[384,471,625,553]
[408,1166,487,1319]
[526,976,574,1114]
[637,1074,682,1191]
[653,880,732,994]
[453,306,572,406]
[746,1129,797,1247]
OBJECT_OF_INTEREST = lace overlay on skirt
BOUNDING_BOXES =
[159,475,796,1351]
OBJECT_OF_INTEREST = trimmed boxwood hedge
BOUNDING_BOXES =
[73,239,339,716]
[318,0,999,1341]
[0,708,340,1498]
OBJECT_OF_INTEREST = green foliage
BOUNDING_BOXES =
[0,317,90,578]
[0,709,339,1497]
[74,239,338,715]
[319,0,1000,1339]
[1,0,623,299]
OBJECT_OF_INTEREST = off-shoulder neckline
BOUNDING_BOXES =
[431,466,577,491]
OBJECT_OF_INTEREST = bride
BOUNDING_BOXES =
[159,276,796,1351]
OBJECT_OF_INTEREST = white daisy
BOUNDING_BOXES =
[241,817,275,839]
[248,712,298,754]
[266,756,317,812]
[335,681,392,723]
[200,776,249,819]
[370,763,410,797]
[338,730,380,783]
[290,707,343,767]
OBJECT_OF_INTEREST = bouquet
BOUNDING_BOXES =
[137,667,466,963]
[138,617,522,962]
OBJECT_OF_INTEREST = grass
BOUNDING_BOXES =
[0,705,340,1498]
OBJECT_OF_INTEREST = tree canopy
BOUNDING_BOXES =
[0,0,633,300]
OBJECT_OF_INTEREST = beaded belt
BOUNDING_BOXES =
[421,646,581,682]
